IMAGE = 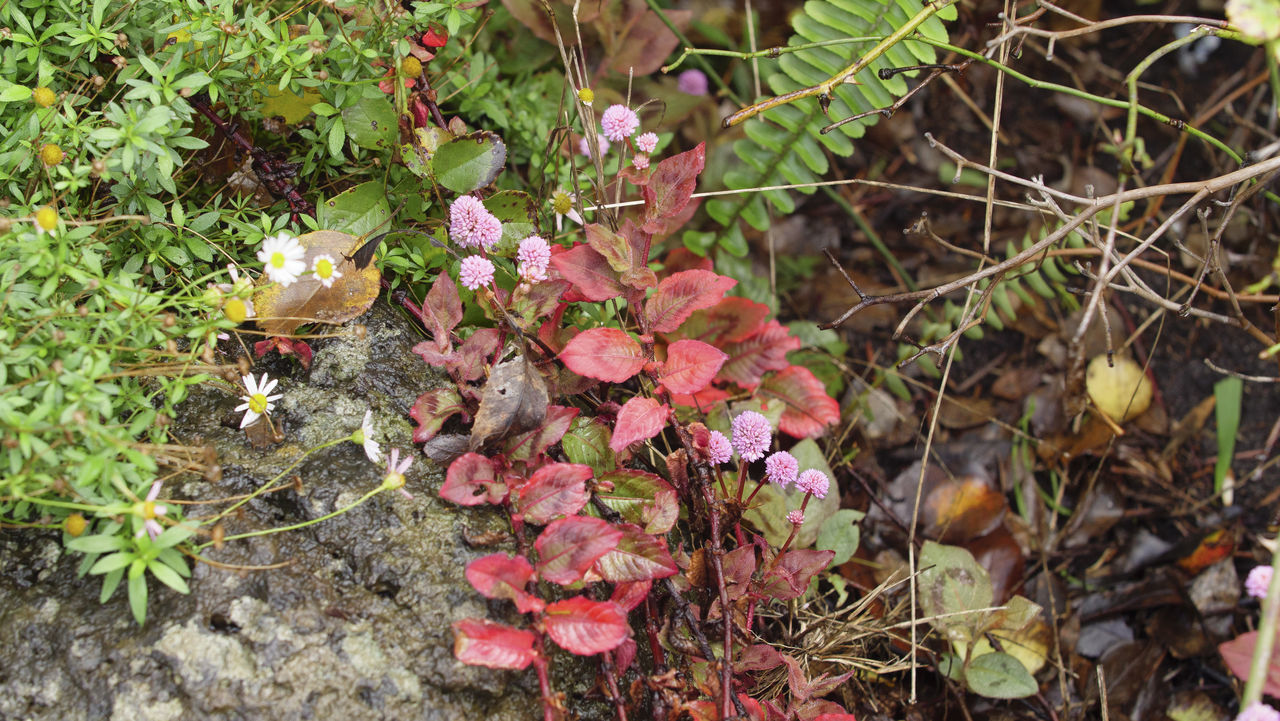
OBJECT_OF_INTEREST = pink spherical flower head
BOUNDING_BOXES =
[1237,702,1280,721]
[677,69,708,96]
[731,411,771,463]
[471,211,503,251]
[449,195,487,247]
[786,509,805,526]
[795,469,830,499]
[707,430,732,465]
[601,104,640,142]
[632,153,650,171]
[517,235,552,283]
[764,451,799,488]
[458,255,495,291]
[636,132,658,154]
[1246,565,1274,599]
[578,134,610,158]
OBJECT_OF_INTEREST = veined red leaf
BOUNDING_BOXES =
[659,340,728,394]
[410,387,465,443]
[550,244,624,302]
[450,328,501,382]
[594,523,678,582]
[452,618,537,669]
[759,366,840,438]
[718,320,800,388]
[596,469,678,534]
[610,580,652,613]
[672,296,771,345]
[465,553,534,601]
[423,271,462,353]
[518,463,593,524]
[535,515,623,585]
[668,385,729,409]
[758,549,835,600]
[543,596,629,655]
[439,452,507,506]
[641,142,705,233]
[609,397,670,452]
[585,223,633,274]
[645,270,737,333]
[1220,630,1280,695]
[619,219,656,290]
[614,637,638,675]
[503,405,579,462]
[559,328,644,383]
[658,247,713,278]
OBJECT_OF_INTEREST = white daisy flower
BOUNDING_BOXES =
[257,232,306,287]
[355,410,382,463]
[311,253,342,288]
[235,373,282,428]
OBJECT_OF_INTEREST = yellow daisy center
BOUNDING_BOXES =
[224,298,247,323]
[315,258,334,278]
[384,472,405,490]
[248,393,269,414]
[270,251,286,268]
[141,501,158,520]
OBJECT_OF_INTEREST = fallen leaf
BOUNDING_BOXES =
[253,230,381,336]
[469,354,549,450]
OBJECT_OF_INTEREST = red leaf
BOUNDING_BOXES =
[559,328,644,383]
[410,387,465,443]
[585,223,632,274]
[439,452,507,506]
[659,339,728,394]
[465,553,534,603]
[1220,630,1280,695]
[550,244,625,301]
[760,366,840,438]
[255,337,313,369]
[668,385,729,409]
[452,618,537,670]
[619,219,656,290]
[594,523,678,582]
[535,515,623,585]
[503,405,580,462]
[609,397,670,452]
[421,26,448,47]
[614,637,638,675]
[450,328,501,382]
[759,549,835,600]
[596,470,678,534]
[645,270,737,334]
[423,272,462,353]
[610,579,652,613]
[543,596,629,655]
[736,644,785,672]
[672,296,771,345]
[718,320,800,388]
[642,142,705,233]
[813,714,859,721]
[518,463,593,524]
[659,247,713,278]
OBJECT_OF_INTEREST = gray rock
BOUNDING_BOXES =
[0,302,599,720]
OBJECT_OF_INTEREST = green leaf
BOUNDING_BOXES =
[965,652,1038,699]
[1214,376,1243,492]
[562,417,616,476]
[99,567,124,603]
[147,559,190,594]
[342,91,397,150]
[89,551,136,575]
[128,568,149,624]
[1227,0,1280,41]
[431,130,507,193]
[918,541,994,643]
[67,533,129,554]
[0,84,33,102]
[483,190,537,252]
[327,117,346,158]
[151,523,194,550]
[815,508,863,567]
[317,181,390,237]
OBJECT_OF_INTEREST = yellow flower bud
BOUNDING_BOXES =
[40,143,64,166]
[400,56,422,78]
[32,87,56,107]
[224,298,248,324]
[577,87,594,105]
[35,206,58,231]
[65,513,87,537]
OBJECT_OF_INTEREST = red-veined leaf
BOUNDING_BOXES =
[614,637,638,675]
[596,469,678,534]
[759,365,840,438]
[758,549,835,600]
[610,580,652,613]
[449,328,501,382]
[410,387,465,443]
[667,385,729,409]
[452,618,537,669]
[543,596,629,655]
[465,553,535,606]
[658,339,728,394]
[641,142,705,233]
[594,523,678,582]
[585,223,632,274]
[439,452,507,506]
[670,296,771,345]
[609,397,670,452]
[718,320,800,388]
[645,270,737,333]
[1220,630,1280,695]
[550,244,624,301]
[423,271,462,353]
[535,515,622,585]
[658,247,713,278]
[518,463,593,524]
[619,219,657,289]
[559,328,644,383]
[503,405,579,462]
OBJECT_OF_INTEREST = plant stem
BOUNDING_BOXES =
[1242,541,1280,706]
[640,0,741,105]
[196,484,384,549]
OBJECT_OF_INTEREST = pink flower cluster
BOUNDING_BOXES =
[1246,565,1274,599]
[731,411,771,463]
[459,256,495,290]
[601,104,640,142]
[707,431,732,465]
[1237,702,1280,721]
[517,235,551,283]
[795,469,830,499]
[765,451,798,488]
[578,134,610,158]
[449,195,502,250]
[636,132,658,154]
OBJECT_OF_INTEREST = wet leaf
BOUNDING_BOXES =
[641,142,705,233]
[594,523,678,582]
[503,404,578,461]
[469,354,549,450]
[558,327,644,383]
[431,130,507,193]
[401,125,451,179]
[341,89,396,150]
[483,190,538,251]
[452,618,537,669]
[562,417,616,475]
[252,230,381,336]
[923,476,1007,543]
[596,469,678,534]
[645,269,737,333]
[518,463,593,524]
[543,596,629,655]
[918,541,994,643]
[464,553,543,614]
[440,452,507,506]
[409,387,465,443]
[659,340,728,395]
[535,515,623,585]
[718,320,800,389]
[816,509,864,568]
[758,365,840,438]
[965,651,1038,698]
[610,397,670,452]
[550,243,625,302]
